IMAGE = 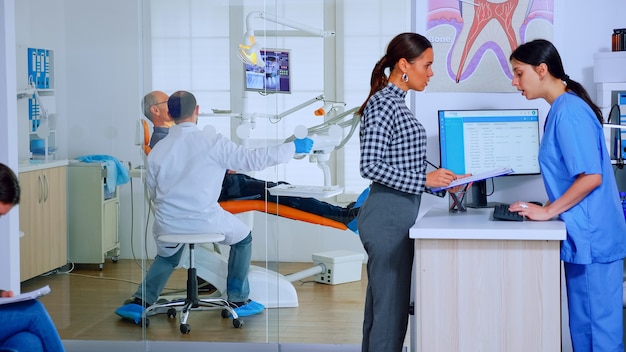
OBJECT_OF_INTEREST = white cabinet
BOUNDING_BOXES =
[67,162,120,269]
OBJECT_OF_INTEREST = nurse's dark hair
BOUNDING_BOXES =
[510,39,603,124]
[0,163,20,206]
[358,32,432,117]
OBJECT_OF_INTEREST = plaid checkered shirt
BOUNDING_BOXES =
[360,83,441,197]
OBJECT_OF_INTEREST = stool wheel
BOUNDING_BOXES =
[167,308,176,318]
[180,323,191,334]
[233,318,243,328]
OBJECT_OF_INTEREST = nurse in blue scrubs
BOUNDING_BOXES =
[509,39,626,351]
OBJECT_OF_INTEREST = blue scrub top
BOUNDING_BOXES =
[540,92,626,264]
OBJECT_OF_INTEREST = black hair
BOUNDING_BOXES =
[358,32,432,116]
[0,163,20,206]
[510,39,603,124]
[168,90,197,120]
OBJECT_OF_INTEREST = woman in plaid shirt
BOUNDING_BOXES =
[356,33,461,352]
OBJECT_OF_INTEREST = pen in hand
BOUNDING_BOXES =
[426,160,440,169]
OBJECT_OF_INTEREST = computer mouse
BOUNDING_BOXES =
[528,201,543,206]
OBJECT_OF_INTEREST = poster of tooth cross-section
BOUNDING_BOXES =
[426,0,554,92]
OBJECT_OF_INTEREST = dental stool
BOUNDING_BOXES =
[143,233,243,334]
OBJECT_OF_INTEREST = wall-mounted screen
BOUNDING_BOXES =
[244,48,291,94]
[438,108,541,207]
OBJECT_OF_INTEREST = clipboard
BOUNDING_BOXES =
[431,167,514,192]
[0,285,51,306]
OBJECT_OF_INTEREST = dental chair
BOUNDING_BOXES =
[135,119,348,229]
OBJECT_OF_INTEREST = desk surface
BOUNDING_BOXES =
[410,206,566,241]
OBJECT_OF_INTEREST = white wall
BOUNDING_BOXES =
[60,0,147,262]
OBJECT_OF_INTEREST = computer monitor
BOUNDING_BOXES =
[438,108,541,207]
[244,48,291,94]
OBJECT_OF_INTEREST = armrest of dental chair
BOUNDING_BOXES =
[219,200,348,231]
[137,119,152,156]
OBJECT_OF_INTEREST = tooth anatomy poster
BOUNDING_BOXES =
[426,0,554,92]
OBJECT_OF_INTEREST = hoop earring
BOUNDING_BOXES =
[402,72,408,82]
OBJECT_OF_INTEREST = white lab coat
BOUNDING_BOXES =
[146,122,295,257]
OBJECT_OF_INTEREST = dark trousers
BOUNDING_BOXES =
[357,182,420,352]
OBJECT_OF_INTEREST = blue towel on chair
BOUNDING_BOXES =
[76,154,130,194]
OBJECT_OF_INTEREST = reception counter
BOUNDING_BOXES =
[409,206,566,352]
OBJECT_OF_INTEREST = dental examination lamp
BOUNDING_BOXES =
[269,107,359,200]
[234,94,345,141]
[238,11,335,67]
[266,124,343,198]
[314,102,345,117]
[305,106,361,151]
[282,106,360,154]
[265,107,360,198]
[294,124,343,157]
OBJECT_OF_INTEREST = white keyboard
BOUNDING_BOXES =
[267,184,343,198]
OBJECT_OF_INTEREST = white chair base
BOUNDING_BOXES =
[193,244,300,308]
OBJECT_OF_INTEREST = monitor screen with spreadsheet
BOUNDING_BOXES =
[438,108,541,207]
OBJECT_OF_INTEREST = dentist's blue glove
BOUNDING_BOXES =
[293,137,314,154]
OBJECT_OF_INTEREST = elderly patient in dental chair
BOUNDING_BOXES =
[141,90,365,230]
[116,90,317,325]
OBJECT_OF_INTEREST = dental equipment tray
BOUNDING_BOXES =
[267,184,343,198]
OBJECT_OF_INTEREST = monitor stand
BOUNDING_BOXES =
[467,180,498,208]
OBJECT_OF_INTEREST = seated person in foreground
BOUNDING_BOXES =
[142,90,362,226]
[116,91,314,323]
[0,163,65,352]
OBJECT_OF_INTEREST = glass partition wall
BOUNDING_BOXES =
[13,0,410,349]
